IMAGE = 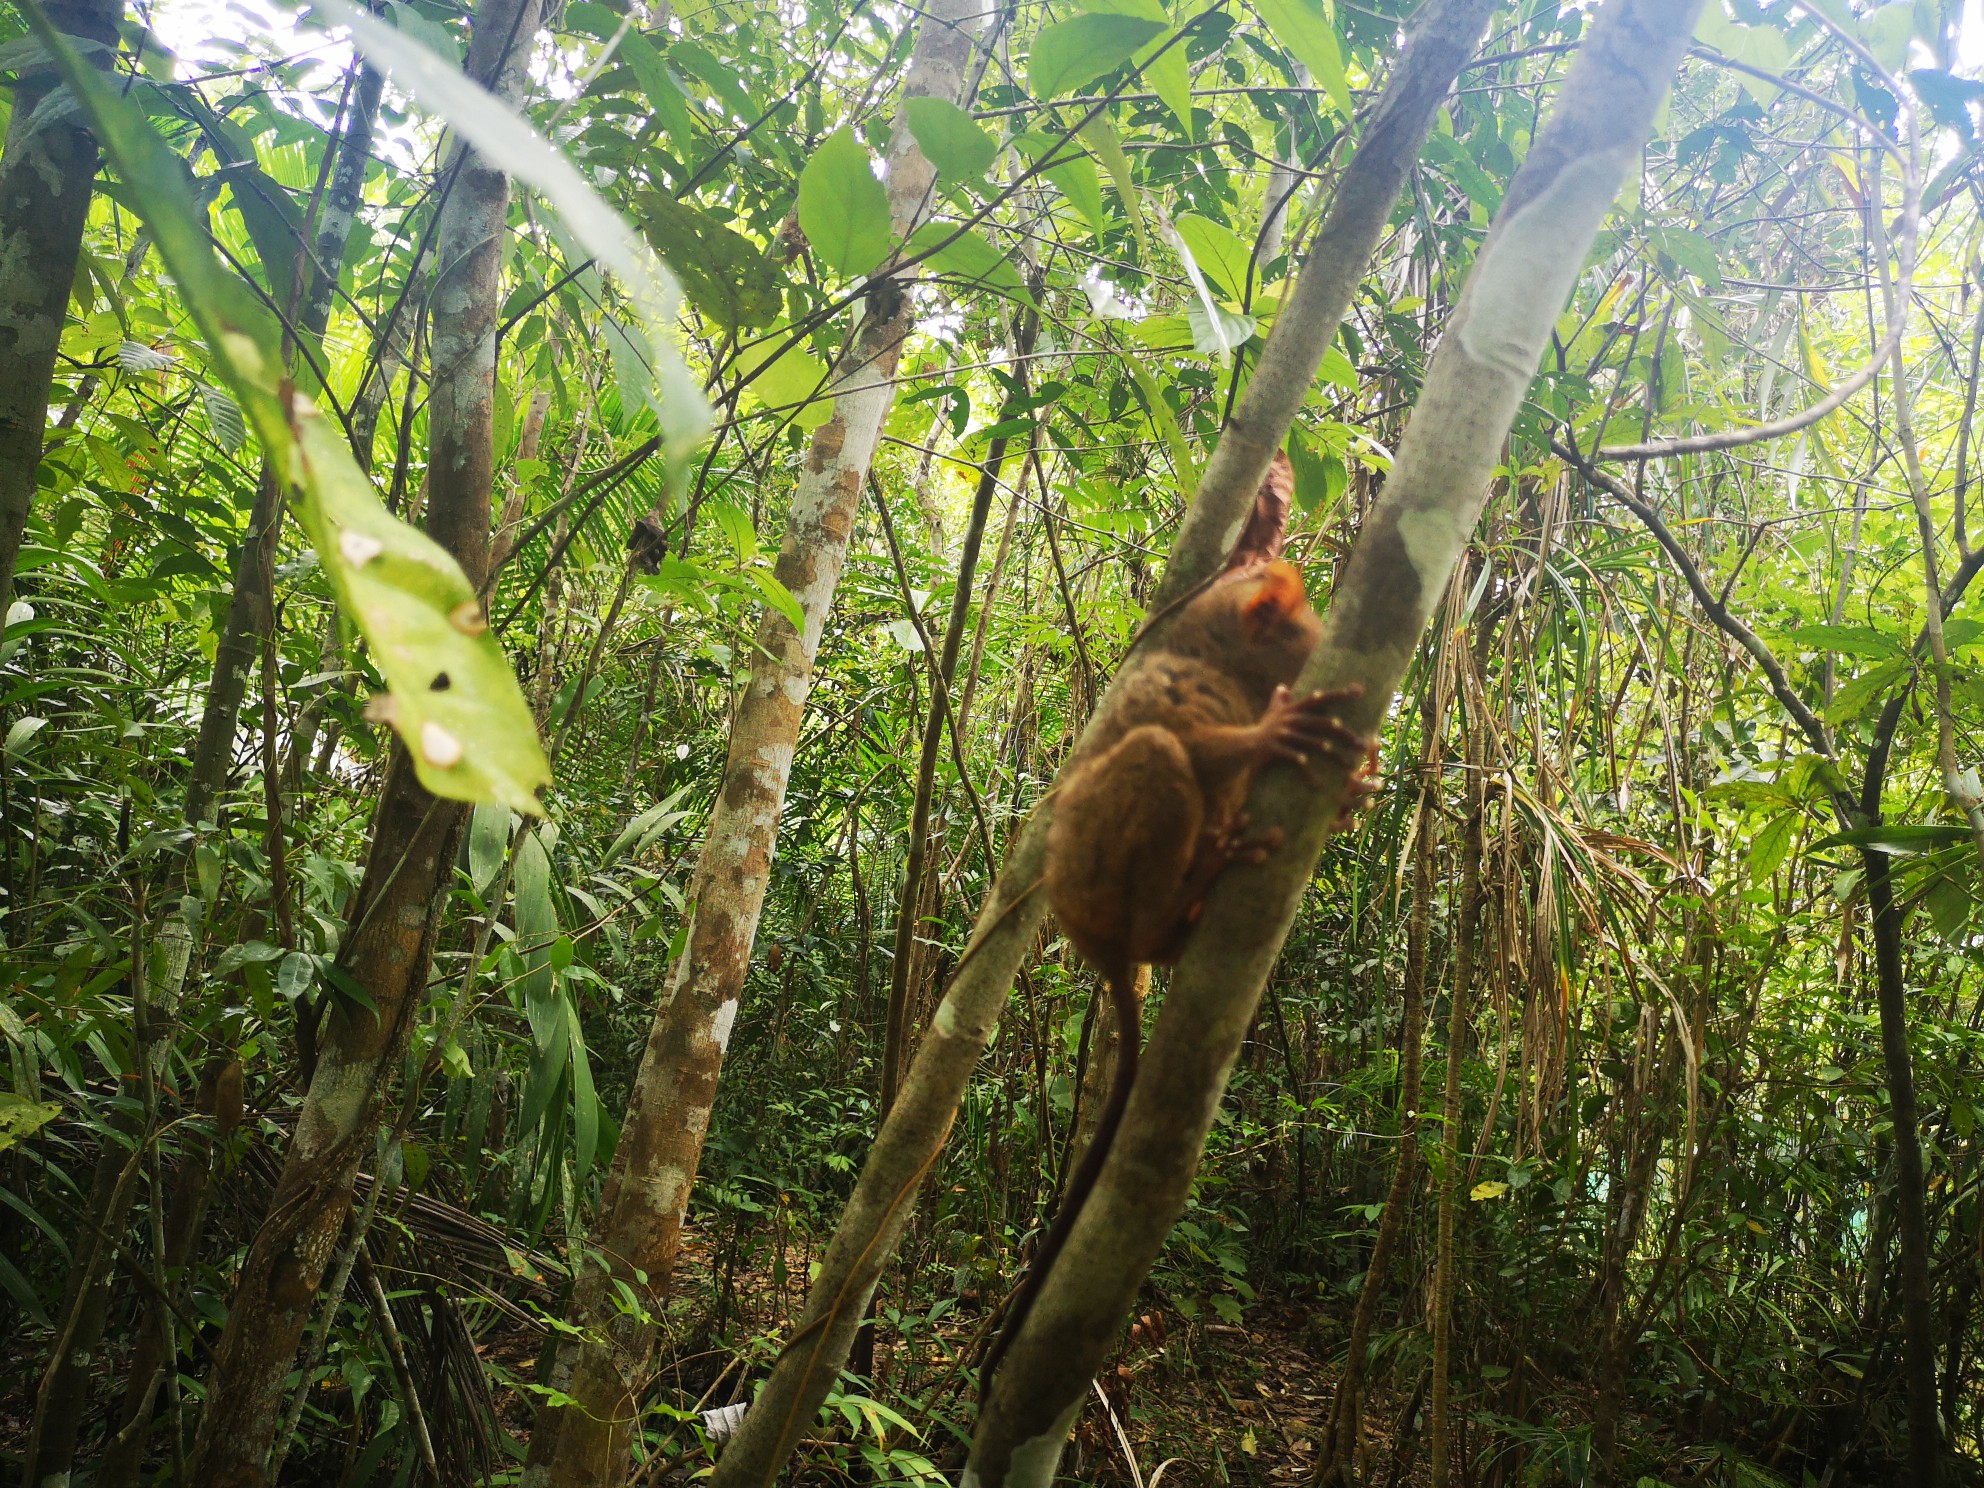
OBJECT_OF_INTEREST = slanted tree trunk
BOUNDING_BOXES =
[965,2,1706,1479]
[183,60,385,828]
[709,4,1502,1477]
[0,0,121,629]
[184,0,541,1476]
[522,13,989,1483]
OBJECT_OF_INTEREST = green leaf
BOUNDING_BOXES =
[469,802,511,893]
[1174,212,1252,299]
[1747,811,1798,880]
[1693,7,1789,105]
[1046,150,1106,232]
[29,2,554,813]
[1809,823,1971,856]
[1781,622,1901,659]
[4,716,47,756]
[902,96,996,186]
[635,191,782,328]
[1080,116,1148,255]
[1028,13,1165,101]
[386,0,459,62]
[0,1094,61,1156]
[1926,873,1972,940]
[749,569,808,634]
[1647,224,1723,289]
[618,32,702,177]
[798,126,893,278]
[1252,0,1351,117]
[736,334,834,429]
[1823,655,1909,725]
[1858,2,1913,72]
[905,222,1032,303]
[1143,31,1193,137]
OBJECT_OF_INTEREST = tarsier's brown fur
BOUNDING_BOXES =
[982,455,1379,1398]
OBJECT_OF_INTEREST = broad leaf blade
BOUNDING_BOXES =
[798,126,893,277]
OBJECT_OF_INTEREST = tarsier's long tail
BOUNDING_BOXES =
[980,966,1140,1403]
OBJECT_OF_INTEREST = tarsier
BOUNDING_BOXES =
[982,453,1379,1397]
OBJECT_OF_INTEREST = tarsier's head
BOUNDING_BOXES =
[1174,558,1321,699]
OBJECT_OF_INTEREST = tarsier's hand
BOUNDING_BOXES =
[1258,683,1381,828]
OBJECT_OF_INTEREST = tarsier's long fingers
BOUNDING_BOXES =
[1263,684,1377,774]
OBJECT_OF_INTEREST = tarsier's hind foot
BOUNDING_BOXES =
[1210,810,1283,866]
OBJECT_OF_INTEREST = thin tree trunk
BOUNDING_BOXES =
[1320,771,1437,1486]
[1427,754,1484,1488]
[0,0,122,627]
[184,0,540,1476]
[523,8,989,1483]
[881,388,1029,1114]
[182,61,384,827]
[1863,849,1944,1482]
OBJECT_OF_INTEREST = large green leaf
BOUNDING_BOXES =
[736,334,834,429]
[1174,212,1252,299]
[1028,13,1165,101]
[635,191,783,328]
[905,223,1033,304]
[902,96,996,186]
[798,126,894,278]
[23,0,553,814]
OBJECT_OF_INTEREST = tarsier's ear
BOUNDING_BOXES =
[1226,450,1295,572]
[1241,559,1308,636]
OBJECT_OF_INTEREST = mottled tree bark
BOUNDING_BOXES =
[523,6,988,1483]
[0,0,121,629]
[184,0,541,1477]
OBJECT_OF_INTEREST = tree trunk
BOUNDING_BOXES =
[1427,757,1483,1488]
[1863,847,1944,1482]
[182,60,385,828]
[712,2,1503,1475]
[1319,771,1436,1486]
[523,7,987,1482]
[0,0,122,627]
[184,0,540,1476]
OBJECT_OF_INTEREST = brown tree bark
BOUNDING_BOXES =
[1318,769,1437,1486]
[522,7,990,1483]
[184,0,542,1477]
[1426,752,1483,1488]
[0,0,121,630]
